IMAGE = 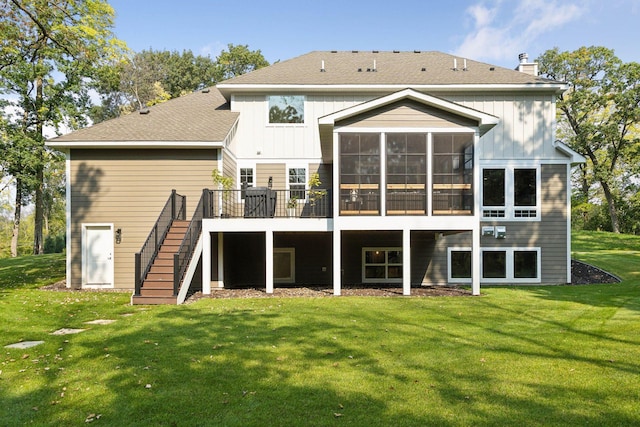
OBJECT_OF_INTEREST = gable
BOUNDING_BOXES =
[337,99,477,129]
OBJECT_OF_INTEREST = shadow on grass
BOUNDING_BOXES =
[4,295,640,426]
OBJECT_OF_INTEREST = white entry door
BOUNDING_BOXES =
[83,224,114,287]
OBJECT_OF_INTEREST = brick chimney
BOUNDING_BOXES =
[516,53,538,76]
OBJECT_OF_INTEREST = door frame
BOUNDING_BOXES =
[81,223,115,288]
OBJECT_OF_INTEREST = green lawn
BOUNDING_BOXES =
[1,232,639,426]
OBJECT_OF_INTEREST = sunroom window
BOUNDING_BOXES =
[386,133,427,215]
[432,133,474,215]
[339,133,380,215]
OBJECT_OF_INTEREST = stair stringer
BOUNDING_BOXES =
[176,233,203,304]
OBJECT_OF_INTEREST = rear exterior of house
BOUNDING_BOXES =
[47,51,584,303]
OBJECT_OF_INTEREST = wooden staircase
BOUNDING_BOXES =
[132,220,189,305]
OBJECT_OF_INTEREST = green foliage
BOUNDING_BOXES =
[43,233,65,253]
[1,234,640,425]
[538,46,640,233]
[0,0,126,254]
[215,43,269,81]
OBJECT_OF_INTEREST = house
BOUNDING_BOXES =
[47,50,585,304]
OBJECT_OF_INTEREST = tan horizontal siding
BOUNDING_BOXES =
[69,148,218,289]
[338,100,477,128]
[540,164,568,283]
[222,151,237,187]
[256,164,286,188]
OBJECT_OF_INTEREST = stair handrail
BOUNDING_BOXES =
[173,189,211,295]
[134,190,186,296]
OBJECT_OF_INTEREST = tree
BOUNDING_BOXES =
[214,44,269,81]
[537,47,640,233]
[0,0,126,254]
[91,49,218,120]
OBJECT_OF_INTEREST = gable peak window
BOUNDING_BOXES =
[268,95,304,124]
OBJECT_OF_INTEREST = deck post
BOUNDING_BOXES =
[472,226,481,295]
[403,228,411,296]
[333,230,341,295]
[202,231,211,294]
[265,230,274,294]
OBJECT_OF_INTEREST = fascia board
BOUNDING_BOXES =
[46,140,225,149]
[319,88,499,129]
[553,140,586,164]
[217,83,568,95]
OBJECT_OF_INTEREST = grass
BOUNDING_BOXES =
[1,231,639,426]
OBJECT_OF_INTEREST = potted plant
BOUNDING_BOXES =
[286,196,298,217]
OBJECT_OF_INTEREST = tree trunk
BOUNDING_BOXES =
[33,74,44,255]
[600,180,620,233]
[11,179,22,258]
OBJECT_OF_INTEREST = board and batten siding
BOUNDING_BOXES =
[446,93,563,161]
[231,94,372,160]
[69,148,218,289]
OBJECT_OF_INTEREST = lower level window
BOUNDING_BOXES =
[274,248,295,283]
[363,248,402,283]
[450,249,472,281]
[482,248,540,282]
[447,247,540,283]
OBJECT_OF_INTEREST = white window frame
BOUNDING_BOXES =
[362,247,403,283]
[287,164,308,203]
[480,247,541,283]
[237,163,256,202]
[274,248,295,283]
[481,164,541,221]
[447,247,472,283]
[266,95,306,126]
[447,247,541,283]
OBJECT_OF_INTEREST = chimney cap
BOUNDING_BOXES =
[518,52,529,63]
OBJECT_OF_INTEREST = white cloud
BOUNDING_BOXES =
[454,0,586,64]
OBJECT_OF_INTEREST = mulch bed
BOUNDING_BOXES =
[41,259,620,301]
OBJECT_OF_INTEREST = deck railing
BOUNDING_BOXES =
[134,190,186,296]
[206,188,332,218]
[173,189,210,295]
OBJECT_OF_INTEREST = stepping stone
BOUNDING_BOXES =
[85,319,116,325]
[5,341,45,349]
[50,328,86,335]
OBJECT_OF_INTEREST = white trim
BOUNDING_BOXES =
[362,247,403,284]
[566,163,572,283]
[480,165,541,221]
[65,151,72,288]
[274,247,295,284]
[266,94,306,126]
[81,223,114,288]
[335,126,477,134]
[480,247,542,284]
[319,89,499,136]
[286,163,308,203]
[447,247,473,284]
[266,231,274,293]
[553,140,586,164]
[218,83,568,95]
[177,234,202,304]
[46,140,225,149]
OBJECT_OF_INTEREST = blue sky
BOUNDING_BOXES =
[108,0,639,68]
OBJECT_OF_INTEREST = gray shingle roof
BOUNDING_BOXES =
[218,50,558,87]
[50,87,238,143]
